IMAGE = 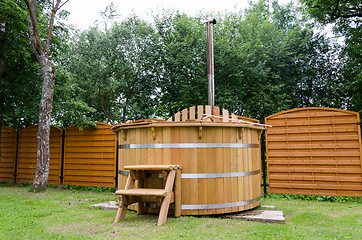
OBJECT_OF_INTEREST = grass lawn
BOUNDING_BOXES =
[0,183,361,240]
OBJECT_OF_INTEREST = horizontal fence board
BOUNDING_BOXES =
[268,151,360,157]
[268,167,361,174]
[266,107,362,197]
[269,160,361,165]
[267,135,359,142]
[267,143,360,149]
[268,188,361,197]
[266,118,357,127]
[270,183,362,191]
[269,111,354,119]
[63,164,114,171]
[268,126,358,134]
[268,174,362,182]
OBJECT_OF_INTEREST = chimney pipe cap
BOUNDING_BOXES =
[203,18,216,25]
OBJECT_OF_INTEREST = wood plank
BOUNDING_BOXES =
[268,159,361,166]
[267,126,358,134]
[231,113,237,123]
[268,167,361,174]
[174,169,182,217]
[175,112,181,122]
[268,174,362,182]
[267,118,357,127]
[215,127,224,214]
[269,187,361,197]
[182,108,188,121]
[189,107,196,120]
[222,109,229,122]
[207,126,217,214]
[267,143,360,150]
[269,183,362,191]
[223,127,232,214]
[237,127,245,212]
[197,105,204,120]
[197,127,208,215]
[179,126,189,215]
[117,188,167,197]
[157,169,176,225]
[267,134,359,142]
[267,110,356,119]
[214,106,220,122]
[188,127,199,215]
[268,151,361,157]
[124,165,181,170]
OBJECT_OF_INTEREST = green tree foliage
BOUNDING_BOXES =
[61,15,158,124]
[152,11,208,118]
[214,1,345,120]
[0,0,41,129]
[3,0,358,130]
[301,0,361,113]
[300,0,361,23]
[59,0,352,124]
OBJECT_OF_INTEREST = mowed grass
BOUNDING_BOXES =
[0,183,361,240]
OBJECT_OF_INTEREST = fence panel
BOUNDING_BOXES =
[0,127,17,182]
[17,126,62,185]
[63,123,116,187]
[265,107,362,197]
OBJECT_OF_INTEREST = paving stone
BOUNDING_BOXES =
[230,210,285,223]
[90,201,119,210]
[261,205,276,209]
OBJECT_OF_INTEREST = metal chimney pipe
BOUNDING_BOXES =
[205,18,216,114]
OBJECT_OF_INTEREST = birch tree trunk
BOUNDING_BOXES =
[33,49,56,191]
[24,0,68,191]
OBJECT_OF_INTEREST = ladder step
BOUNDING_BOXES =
[116,188,167,197]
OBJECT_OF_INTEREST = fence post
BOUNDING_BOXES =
[59,129,65,185]
[114,140,119,190]
[260,129,268,198]
[13,130,19,183]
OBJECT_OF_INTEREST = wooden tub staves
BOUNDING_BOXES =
[112,106,264,215]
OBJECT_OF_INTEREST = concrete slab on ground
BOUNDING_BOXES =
[229,210,285,223]
[261,205,276,209]
[90,201,118,210]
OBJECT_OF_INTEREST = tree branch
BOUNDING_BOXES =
[45,0,69,51]
[24,0,43,53]
[331,0,340,20]
[330,0,362,20]
[332,12,362,19]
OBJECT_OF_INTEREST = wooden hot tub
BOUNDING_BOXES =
[112,106,264,215]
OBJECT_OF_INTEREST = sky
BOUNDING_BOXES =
[62,0,296,29]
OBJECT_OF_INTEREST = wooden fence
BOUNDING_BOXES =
[2,107,362,197]
[63,123,117,187]
[0,126,17,182]
[0,123,116,187]
[17,126,62,185]
[265,107,362,197]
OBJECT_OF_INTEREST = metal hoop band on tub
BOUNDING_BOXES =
[181,170,260,179]
[118,143,259,149]
[181,196,260,210]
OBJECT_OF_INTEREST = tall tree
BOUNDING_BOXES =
[24,0,68,191]
[301,0,361,113]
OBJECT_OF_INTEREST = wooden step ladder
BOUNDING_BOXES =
[114,165,182,226]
